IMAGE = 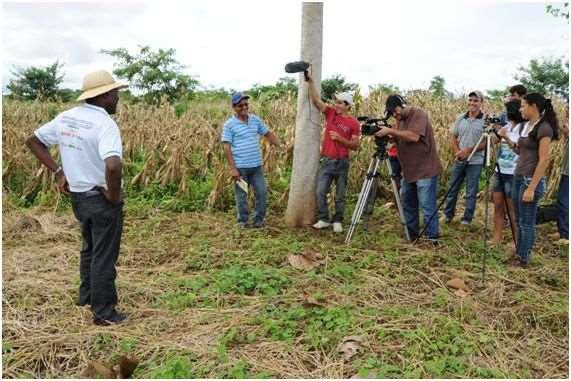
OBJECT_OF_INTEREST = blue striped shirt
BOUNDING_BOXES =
[221,114,269,168]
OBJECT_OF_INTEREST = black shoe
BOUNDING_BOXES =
[251,222,265,229]
[93,311,127,326]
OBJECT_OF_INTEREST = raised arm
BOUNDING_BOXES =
[305,73,327,113]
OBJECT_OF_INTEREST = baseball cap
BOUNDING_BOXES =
[468,90,484,101]
[334,92,354,106]
[231,92,250,105]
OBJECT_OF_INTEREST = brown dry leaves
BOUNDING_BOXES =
[446,277,470,298]
[288,249,325,270]
[337,335,365,361]
[80,356,139,379]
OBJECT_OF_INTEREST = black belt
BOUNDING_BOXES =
[70,188,102,198]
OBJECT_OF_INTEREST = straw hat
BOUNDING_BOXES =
[77,70,128,101]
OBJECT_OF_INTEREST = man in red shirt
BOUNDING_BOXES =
[306,73,361,233]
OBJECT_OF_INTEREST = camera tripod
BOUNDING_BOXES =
[345,139,410,243]
[416,124,517,282]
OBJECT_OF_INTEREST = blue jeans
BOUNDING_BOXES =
[443,162,483,222]
[402,175,440,240]
[234,166,267,225]
[513,175,545,264]
[557,175,569,239]
[316,157,349,223]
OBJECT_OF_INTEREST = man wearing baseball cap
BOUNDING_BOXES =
[26,70,128,326]
[305,73,361,233]
[375,95,442,243]
[221,92,282,228]
[442,90,486,225]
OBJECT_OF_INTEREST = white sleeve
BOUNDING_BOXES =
[98,121,123,160]
[34,118,59,147]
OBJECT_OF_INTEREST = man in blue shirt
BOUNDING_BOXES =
[221,92,282,228]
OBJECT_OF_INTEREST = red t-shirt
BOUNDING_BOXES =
[388,144,398,157]
[321,106,360,159]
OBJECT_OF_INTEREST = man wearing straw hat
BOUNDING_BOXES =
[26,70,128,326]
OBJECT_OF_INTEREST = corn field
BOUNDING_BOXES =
[2,92,567,209]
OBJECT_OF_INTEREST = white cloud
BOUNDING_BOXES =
[2,0,568,94]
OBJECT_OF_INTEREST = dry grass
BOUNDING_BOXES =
[2,198,568,378]
[2,94,568,378]
[2,94,567,208]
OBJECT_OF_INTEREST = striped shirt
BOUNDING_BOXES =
[452,111,485,165]
[221,114,269,168]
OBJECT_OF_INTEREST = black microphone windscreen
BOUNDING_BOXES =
[285,61,310,73]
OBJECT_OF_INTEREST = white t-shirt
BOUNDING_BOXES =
[34,103,122,192]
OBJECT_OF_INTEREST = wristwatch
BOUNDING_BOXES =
[54,166,63,176]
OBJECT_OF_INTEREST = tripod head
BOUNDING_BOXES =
[483,114,502,139]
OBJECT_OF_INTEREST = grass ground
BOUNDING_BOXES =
[2,197,568,378]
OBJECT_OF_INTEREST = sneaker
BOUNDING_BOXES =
[252,222,265,229]
[313,220,331,229]
[460,219,471,225]
[238,222,249,229]
[93,311,127,326]
[440,215,452,224]
[333,222,343,233]
[427,238,441,247]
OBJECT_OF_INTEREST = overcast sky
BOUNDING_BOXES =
[2,0,569,95]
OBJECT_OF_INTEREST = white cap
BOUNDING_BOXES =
[334,92,354,106]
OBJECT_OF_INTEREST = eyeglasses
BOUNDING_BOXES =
[234,102,249,108]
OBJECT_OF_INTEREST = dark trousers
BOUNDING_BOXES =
[316,157,349,223]
[71,192,123,320]
[557,175,569,239]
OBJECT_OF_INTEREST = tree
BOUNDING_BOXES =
[485,88,508,102]
[7,61,65,101]
[101,46,199,105]
[368,83,401,95]
[285,2,323,227]
[320,74,357,101]
[428,75,446,98]
[546,3,569,20]
[249,77,298,100]
[515,57,569,100]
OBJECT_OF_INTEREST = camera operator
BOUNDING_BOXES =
[491,99,524,245]
[441,91,486,226]
[374,95,442,243]
[499,85,527,126]
[305,73,361,233]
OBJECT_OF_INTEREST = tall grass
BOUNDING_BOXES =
[2,92,566,210]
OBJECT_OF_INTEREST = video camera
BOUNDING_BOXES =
[358,116,392,158]
[484,114,502,136]
[485,115,502,125]
[358,116,391,136]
